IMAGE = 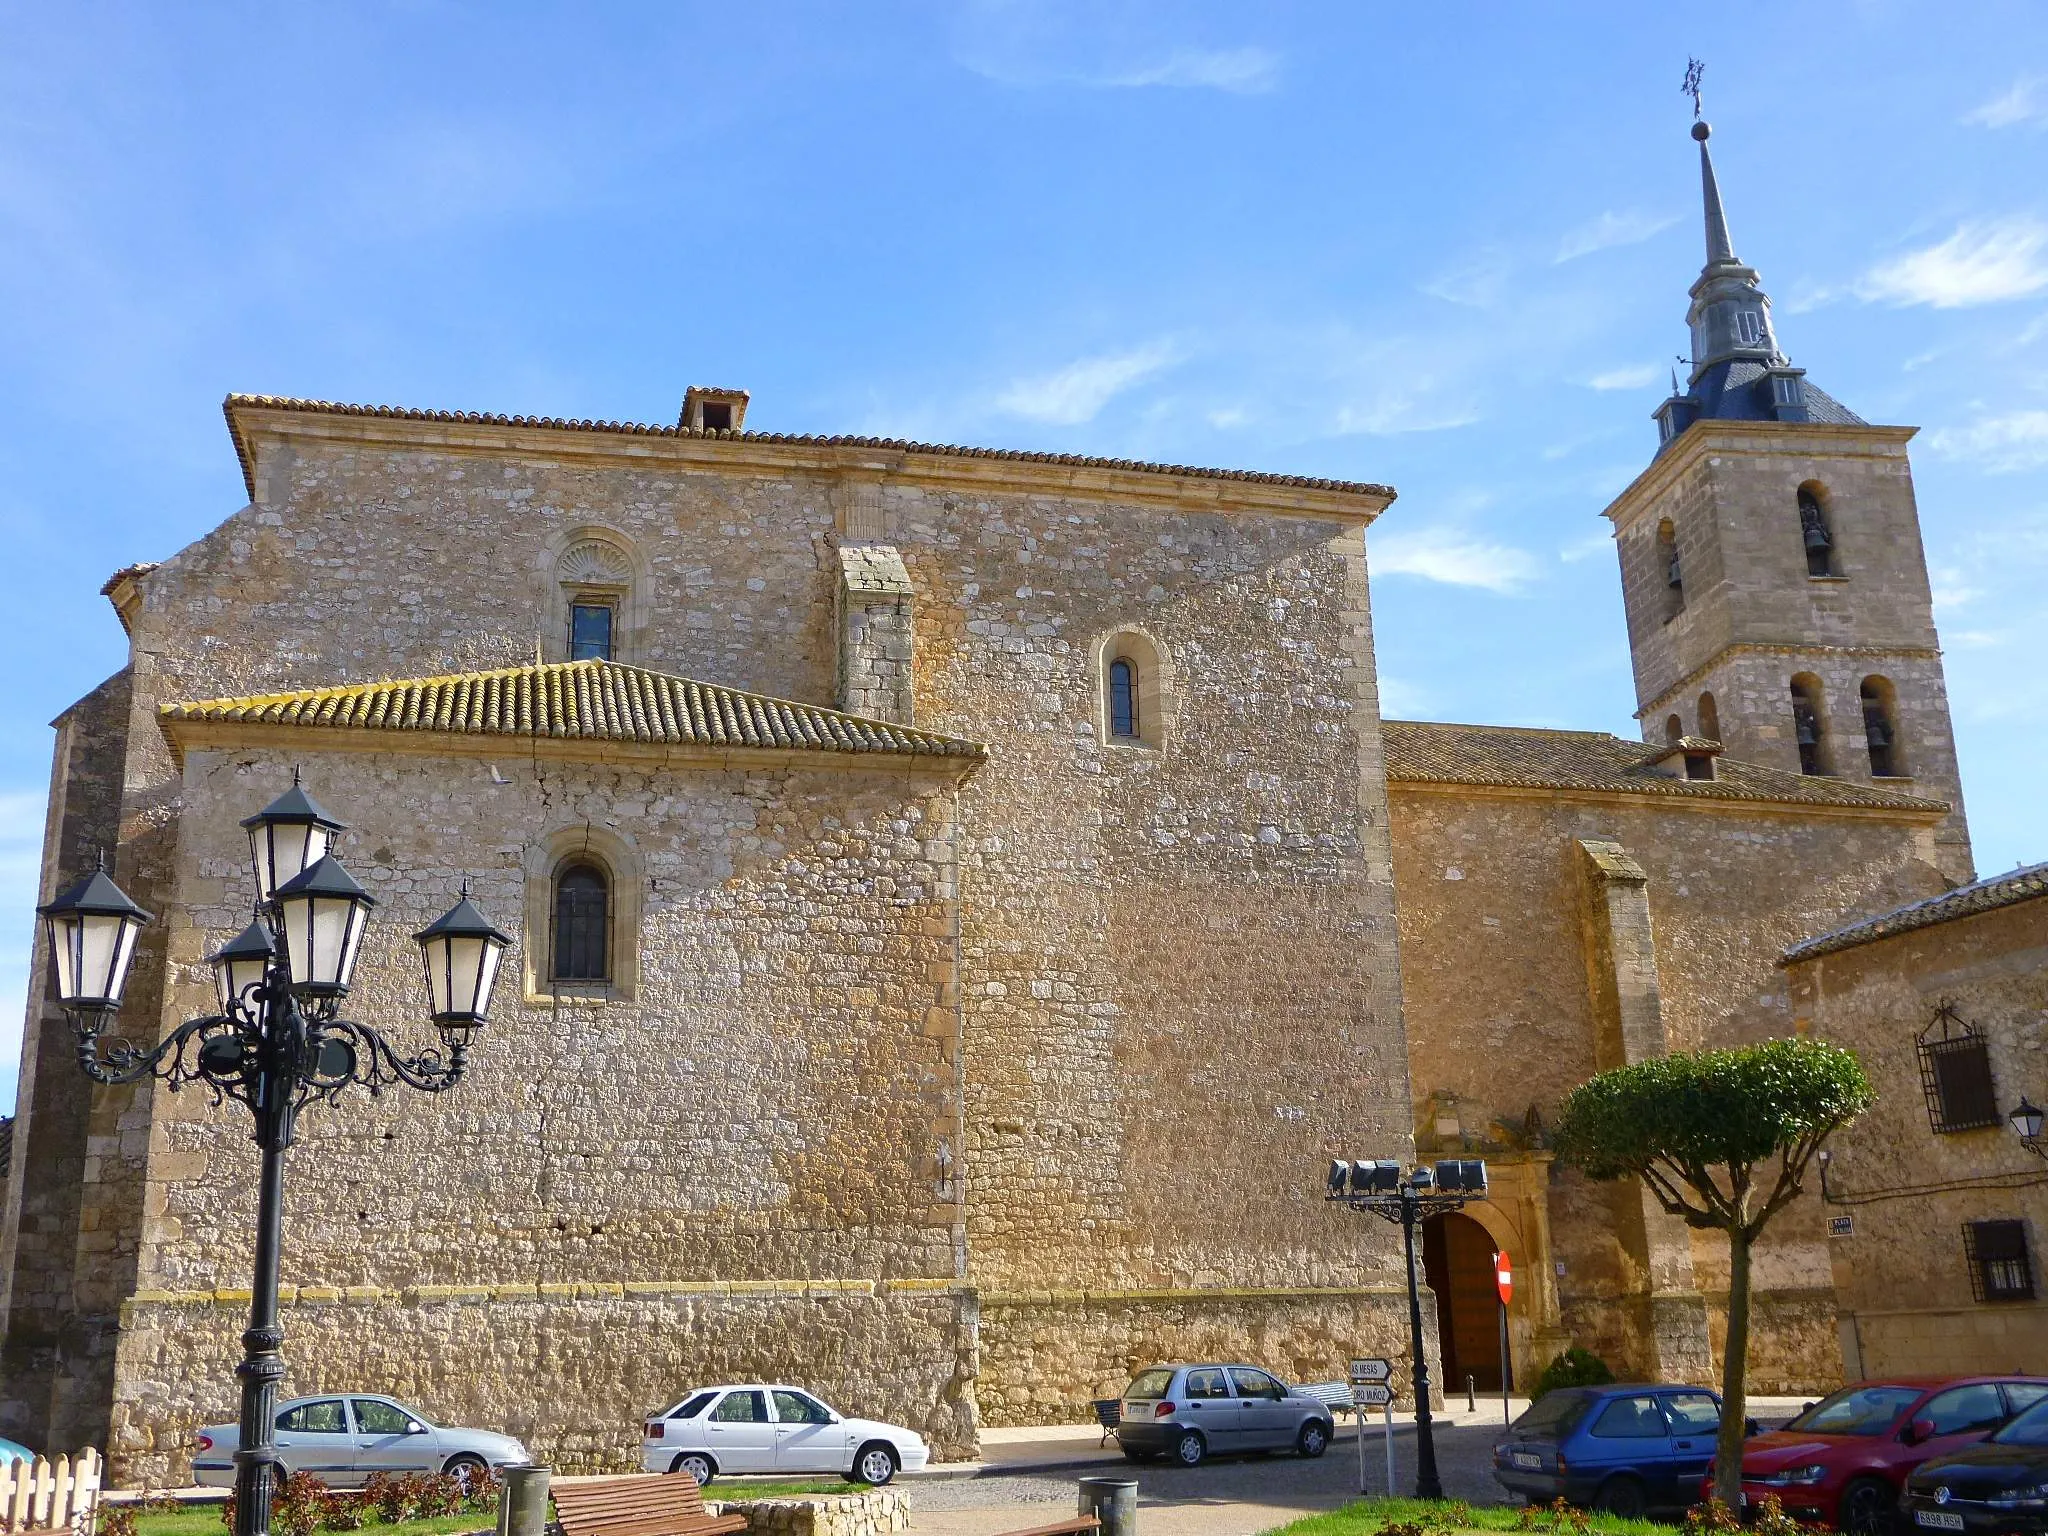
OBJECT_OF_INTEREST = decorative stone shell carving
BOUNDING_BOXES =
[558,538,633,587]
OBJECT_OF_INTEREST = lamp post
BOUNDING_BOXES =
[1324,1156,1491,1501]
[35,777,510,1536]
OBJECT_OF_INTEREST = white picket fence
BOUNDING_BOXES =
[0,1449,102,1534]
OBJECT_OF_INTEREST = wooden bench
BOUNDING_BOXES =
[551,1473,746,1536]
[1090,1397,1121,1445]
[990,1519,1100,1536]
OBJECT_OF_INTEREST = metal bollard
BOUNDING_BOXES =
[498,1464,551,1536]
[1466,1374,1476,1411]
[1077,1474,1138,1536]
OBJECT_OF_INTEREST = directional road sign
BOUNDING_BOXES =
[1352,1383,1394,1407]
[1350,1357,1392,1384]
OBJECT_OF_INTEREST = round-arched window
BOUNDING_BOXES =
[552,863,610,982]
[1109,658,1139,740]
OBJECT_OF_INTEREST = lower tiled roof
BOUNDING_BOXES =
[1383,719,1947,812]
[160,659,987,763]
[1785,861,2048,963]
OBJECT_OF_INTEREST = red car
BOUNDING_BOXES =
[1706,1377,2048,1534]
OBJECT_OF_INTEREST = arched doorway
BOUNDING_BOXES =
[1421,1211,1505,1392]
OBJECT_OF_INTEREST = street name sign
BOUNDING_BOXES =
[1352,1383,1393,1407]
[1350,1357,1392,1384]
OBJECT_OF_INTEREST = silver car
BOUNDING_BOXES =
[193,1395,528,1487]
[1114,1363,1335,1467]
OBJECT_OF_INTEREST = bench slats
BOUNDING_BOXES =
[552,1475,744,1536]
[992,1520,1101,1536]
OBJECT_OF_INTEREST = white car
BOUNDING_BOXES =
[193,1394,528,1487]
[641,1384,929,1486]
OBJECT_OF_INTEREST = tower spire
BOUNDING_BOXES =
[1695,120,1738,268]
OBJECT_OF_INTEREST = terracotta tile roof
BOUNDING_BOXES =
[1784,861,2048,963]
[222,394,1395,504]
[1382,719,1948,812]
[160,659,987,764]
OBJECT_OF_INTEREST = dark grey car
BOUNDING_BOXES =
[1115,1363,1334,1467]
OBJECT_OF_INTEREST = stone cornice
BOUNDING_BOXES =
[1387,776,1945,824]
[225,396,1396,526]
[1603,419,1919,531]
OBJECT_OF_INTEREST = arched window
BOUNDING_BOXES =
[1665,714,1684,744]
[1799,484,1836,577]
[1697,691,1721,743]
[1789,674,1830,777]
[1657,519,1683,620]
[1109,658,1139,740]
[1861,676,1903,777]
[552,863,610,982]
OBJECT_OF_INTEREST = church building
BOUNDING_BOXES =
[1,120,2022,1484]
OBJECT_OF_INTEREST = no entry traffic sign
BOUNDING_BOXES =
[1495,1250,1513,1306]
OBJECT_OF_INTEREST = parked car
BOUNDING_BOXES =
[1492,1382,1723,1517]
[1707,1376,2048,1535]
[193,1395,528,1488]
[1903,1395,2048,1536]
[1113,1364,1335,1468]
[639,1385,929,1486]
[0,1437,32,1466]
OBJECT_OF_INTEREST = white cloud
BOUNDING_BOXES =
[1584,364,1660,392]
[1926,410,2048,472]
[1206,405,1249,429]
[1368,526,1540,593]
[1094,47,1279,94]
[993,343,1175,425]
[1930,564,1985,611]
[1858,220,2048,309]
[1555,210,1680,264]
[1421,249,1514,309]
[1374,674,1433,719]
[1331,392,1480,436]
[1966,77,2048,129]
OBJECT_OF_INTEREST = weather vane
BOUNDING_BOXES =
[1683,58,1705,119]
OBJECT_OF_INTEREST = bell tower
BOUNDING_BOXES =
[1602,118,1973,882]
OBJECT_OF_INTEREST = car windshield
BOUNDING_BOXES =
[1126,1370,1175,1400]
[1513,1390,1592,1437]
[1994,1400,2048,1446]
[1784,1385,1924,1436]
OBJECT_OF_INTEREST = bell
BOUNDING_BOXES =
[1864,713,1891,749]
[1795,712,1819,748]
[1804,521,1832,553]
[1666,555,1683,589]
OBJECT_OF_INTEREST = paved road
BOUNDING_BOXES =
[904,1417,1521,1536]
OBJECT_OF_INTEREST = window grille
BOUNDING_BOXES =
[1919,1001,1999,1133]
[1964,1220,2034,1302]
[552,864,610,982]
[1108,658,1138,739]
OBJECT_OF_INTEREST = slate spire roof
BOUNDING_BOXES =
[1651,121,1864,448]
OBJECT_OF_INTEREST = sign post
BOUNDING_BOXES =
[1350,1359,1394,1494]
[1495,1251,1514,1428]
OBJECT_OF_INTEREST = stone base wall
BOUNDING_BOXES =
[977,1286,1429,1425]
[1705,1287,1843,1394]
[105,1282,976,1488]
[708,1491,909,1536]
[1849,1304,2048,1378]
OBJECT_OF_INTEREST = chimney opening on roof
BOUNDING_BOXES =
[682,387,749,434]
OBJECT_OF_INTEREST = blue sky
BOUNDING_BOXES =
[4,2,2047,1107]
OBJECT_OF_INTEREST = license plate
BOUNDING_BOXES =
[1916,1512,1965,1531]
[1512,1452,1542,1470]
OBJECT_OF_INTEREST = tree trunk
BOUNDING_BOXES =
[1713,1227,1753,1508]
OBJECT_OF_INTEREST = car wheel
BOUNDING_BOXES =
[1840,1476,1895,1536]
[442,1454,488,1486]
[669,1452,716,1486]
[1297,1419,1331,1459]
[1173,1430,1206,1468]
[1595,1475,1647,1519]
[852,1442,899,1487]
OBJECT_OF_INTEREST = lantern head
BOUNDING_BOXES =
[209,918,275,1018]
[241,775,347,904]
[37,857,152,1013]
[272,855,376,996]
[2014,1098,2046,1143]
[414,891,512,1039]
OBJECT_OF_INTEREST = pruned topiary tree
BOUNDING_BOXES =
[1553,1038,1874,1508]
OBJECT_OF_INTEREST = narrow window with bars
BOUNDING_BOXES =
[552,862,611,982]
[1919,1002,1999,1133]
[1965,1220,2035,1302]
[1108,658,1139,740]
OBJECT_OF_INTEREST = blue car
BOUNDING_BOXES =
[1493,1383,1724,1517]
[0,1437,33,1465]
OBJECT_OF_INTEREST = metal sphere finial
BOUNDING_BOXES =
[1691,120,1711,143]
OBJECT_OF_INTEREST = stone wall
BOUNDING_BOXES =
[707,1489,908,1536]
[109,1282,973,1487]
[977,1287,1429,1426]
[1788,889,2048,1380]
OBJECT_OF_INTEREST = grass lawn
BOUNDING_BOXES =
[1261,1498,1681,1536]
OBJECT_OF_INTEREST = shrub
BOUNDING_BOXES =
[97,1508,138,1536]
[410,1473,465,1518]
[459,1465,503,1514]
[1686,1500,1743,1536]
[1532,1347,1615,1398]
[363,1473,414,1525]
[272,1473,331,1536]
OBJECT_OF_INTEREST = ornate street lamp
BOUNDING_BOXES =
[36,786,510,1536]
[1324,1156,1491,1500]
[2011,1098,2046,1157]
